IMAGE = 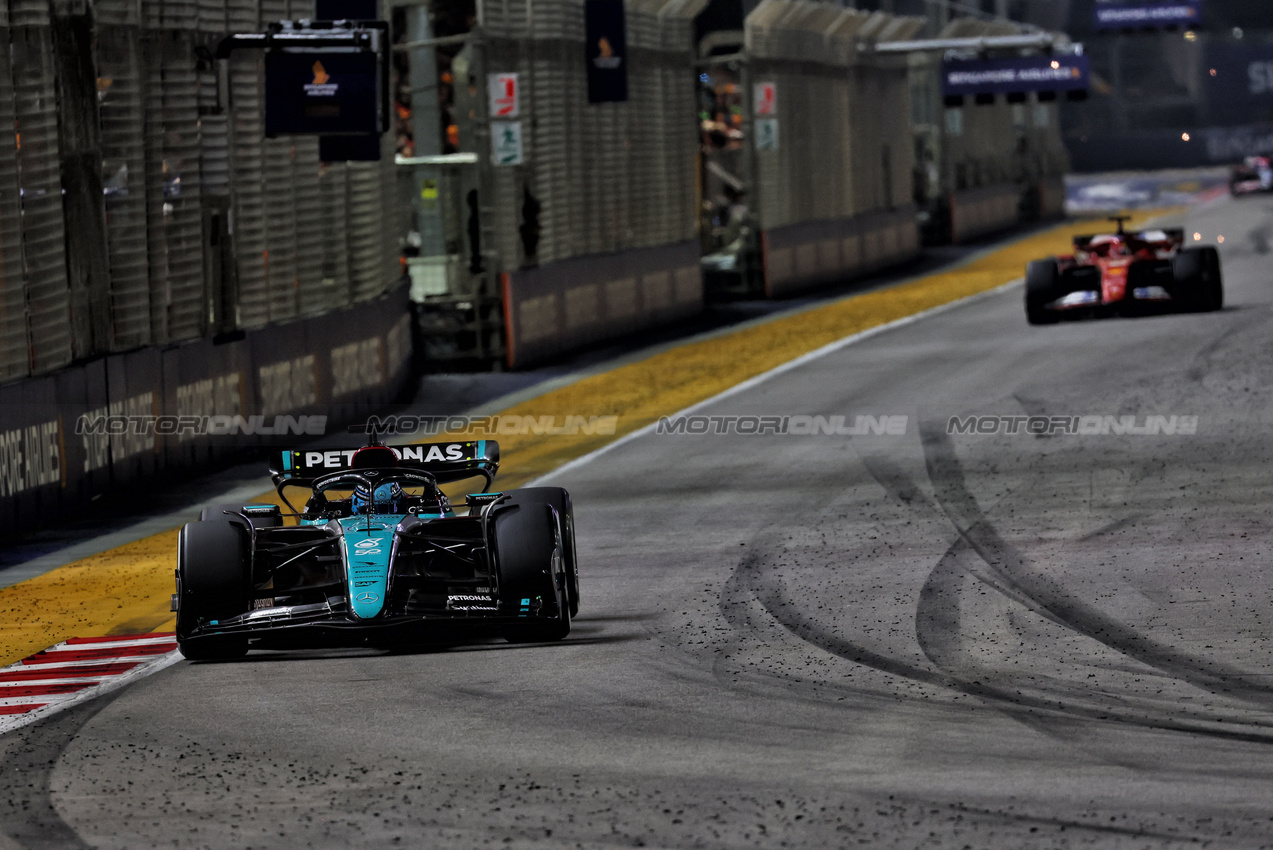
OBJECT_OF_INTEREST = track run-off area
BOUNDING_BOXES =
[7,196,1273,847]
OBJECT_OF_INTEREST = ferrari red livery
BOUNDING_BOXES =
[1025,216,1222,325]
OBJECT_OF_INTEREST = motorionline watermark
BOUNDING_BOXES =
[655,414,908,436]
[74,414,329,437]
[948,414,1198,436]
[352,414,620,437]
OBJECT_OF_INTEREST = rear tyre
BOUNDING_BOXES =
[176,520,250,660]
[494,500,570,643]
[1119,262,1153,317]
[1173,247,1223,312]
[510,487,579,617]
[1025,259,1061,325]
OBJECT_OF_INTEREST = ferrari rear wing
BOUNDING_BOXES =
[268,440,500,487]
[1141,227,1185,245]
[1073,228,1184,251]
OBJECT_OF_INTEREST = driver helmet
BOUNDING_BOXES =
[1086,234,1123,257]
[351,482,404,514]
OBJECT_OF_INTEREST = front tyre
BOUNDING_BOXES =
[176,520,250,661]
[509,487,579,617]
[494,501,570,643]
[1172,247,1223,312]
[1025,259,1061,325]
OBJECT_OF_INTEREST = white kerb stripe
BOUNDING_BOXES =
[0,694,83,708]
[0,678,114,687]
[40,636,176,651]
[13,655,171,670]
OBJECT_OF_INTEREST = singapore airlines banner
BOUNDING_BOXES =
[1093,1,1202,31]
[941,54,1091,98]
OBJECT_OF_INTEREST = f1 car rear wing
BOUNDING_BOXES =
[1073,227,1184,251]
[269,440,500,488]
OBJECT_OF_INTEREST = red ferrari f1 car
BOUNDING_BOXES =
[1025,216,1222,325]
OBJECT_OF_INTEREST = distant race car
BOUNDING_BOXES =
[1025,216,1222,325]
[1231,156,1273,196]
[173,438,578,660]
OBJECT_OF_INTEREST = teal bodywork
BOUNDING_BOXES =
[337,506,455,619]
[339,516,401,619]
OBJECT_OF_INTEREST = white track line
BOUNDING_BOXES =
[528,203,1191,488]
[527,278,1023,487]
[1,285,1011,736]
[0,479,274,591]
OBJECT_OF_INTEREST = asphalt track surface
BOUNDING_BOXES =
[6,196,1273,848]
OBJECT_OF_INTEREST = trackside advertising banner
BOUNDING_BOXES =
[264,51,381,136]
[941,55,1090,98]
[1093,1,1202,31]
[0,285,413,539]
[501,241,701,368]
[584,0,628,103]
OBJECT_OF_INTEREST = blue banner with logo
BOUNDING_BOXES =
[941,54,1090,98]
[585,0,628,104]
[1093,1,1202,31]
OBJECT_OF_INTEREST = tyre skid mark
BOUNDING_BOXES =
[906,427,1273,736]
[728,548,1273,745]
[946,802,1207,846]
[1077,515,1140,542]
[862,455,1070,629]
[917,421,1273,712]
[714,440,1273,745]
[901,479,1167,707]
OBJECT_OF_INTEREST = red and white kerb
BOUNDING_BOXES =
[0,633,180,734]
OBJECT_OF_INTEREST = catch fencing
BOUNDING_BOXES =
[735,1,925,297]
[475,0,709,367]
[910,17,1070,243]
[0,0,402,385]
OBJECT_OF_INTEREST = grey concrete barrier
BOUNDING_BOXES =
[0,284,413,539]
[760,206,921,298]
[949,184,1023,244]
[500,241,703,369]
